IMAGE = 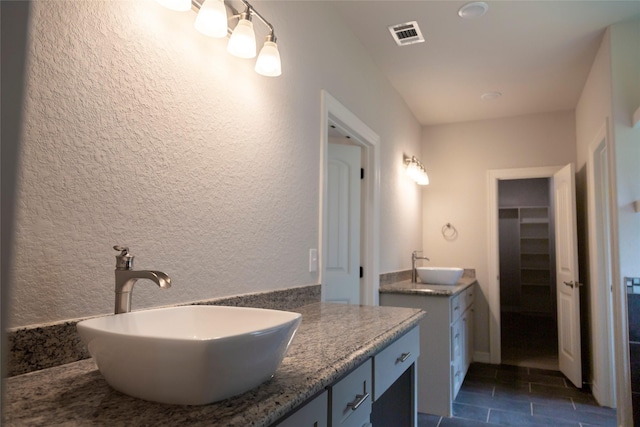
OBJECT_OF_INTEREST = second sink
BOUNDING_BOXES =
[416,267,464,285]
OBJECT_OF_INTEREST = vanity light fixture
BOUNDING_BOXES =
[404,156,430,186]
[156,0,282,77]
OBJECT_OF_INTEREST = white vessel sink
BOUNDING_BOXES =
[77,305,302,405]
[416,267,464,285]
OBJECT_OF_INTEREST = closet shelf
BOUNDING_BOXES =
[520,218,549,224]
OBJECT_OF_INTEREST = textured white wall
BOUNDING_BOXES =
[11,0,422,327]
[421,111,577,354]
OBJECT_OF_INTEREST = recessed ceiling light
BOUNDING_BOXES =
[458,2,489,19]
[481,91,502,101]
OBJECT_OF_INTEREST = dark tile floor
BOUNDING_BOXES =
[418,363,617,426]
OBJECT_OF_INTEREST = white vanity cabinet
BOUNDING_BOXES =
[380,283,475,417]
[274,326,420,427]
[451,287,475,398]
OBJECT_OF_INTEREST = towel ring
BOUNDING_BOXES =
[442,223,458,240]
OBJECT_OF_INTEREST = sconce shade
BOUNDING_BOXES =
[405,156,429,185]
[416,174,430,185]
[227,18,257,58]
[194,0,228,38]
[406,161,420,181]
[156,0,191,12]
[255,41,281,77]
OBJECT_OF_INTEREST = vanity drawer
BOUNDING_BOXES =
[330,359,372,427]
[373,326,419,400]
[276,390,328,427]
[451,294,463,323]
[466,285,475,308]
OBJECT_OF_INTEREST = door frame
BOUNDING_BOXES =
[320,90,380,306]
[586,121,616,407]
[487,165,563,364]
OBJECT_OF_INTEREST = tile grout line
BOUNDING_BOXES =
[436,416,442,427]
[491,386,496,397]
[486,408,491,423]
[571,397,576,410]
[530,402,534,416]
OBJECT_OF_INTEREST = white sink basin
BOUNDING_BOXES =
[77,305,301,405]
[416,267,464,285]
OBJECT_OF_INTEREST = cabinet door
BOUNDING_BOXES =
[330,359,372,427]
[276,390,328,427]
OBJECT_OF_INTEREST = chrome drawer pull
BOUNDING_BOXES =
[396,352,411,363]
[346,392,369,411]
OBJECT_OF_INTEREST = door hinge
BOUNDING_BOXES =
[361,168,364,180]
[360,266,363,278]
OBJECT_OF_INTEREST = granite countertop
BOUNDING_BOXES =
[4,302,424,427]
[379,276,477,297]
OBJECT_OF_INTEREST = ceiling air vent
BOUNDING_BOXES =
[388,21,425,46]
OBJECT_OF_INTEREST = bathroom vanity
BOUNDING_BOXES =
[4,303,423,427]
[380,275,477,417]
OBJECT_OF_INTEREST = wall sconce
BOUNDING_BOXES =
[157,0,282,77]
[404,155,429,185]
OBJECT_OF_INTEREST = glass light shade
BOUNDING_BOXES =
[406,159,429,185]
[255,41,281,77]
[156,0,191,12]
[406,161,420,181]
[227,19,256,58]
[194,0,228,38]
[416,172,430,185]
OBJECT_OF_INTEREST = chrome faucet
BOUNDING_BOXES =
[113,246,171,314]
[411,250,430,282]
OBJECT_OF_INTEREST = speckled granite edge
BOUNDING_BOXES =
[6,284,321,377]
[379,269,477,297]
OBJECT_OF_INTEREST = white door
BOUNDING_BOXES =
[324,143,361,304]
[554,163,582,387]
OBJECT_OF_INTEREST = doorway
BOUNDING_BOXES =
[498,178,558,370]
[324,133,362,304]
[487,165,583,388]
[320,90,380,306]
[587,122,616,408]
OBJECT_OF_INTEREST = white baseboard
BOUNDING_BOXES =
[473,351,491,364]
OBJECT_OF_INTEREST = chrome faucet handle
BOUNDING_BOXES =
[114,245,134,270]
